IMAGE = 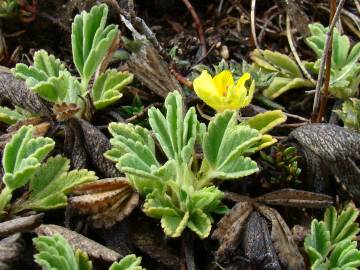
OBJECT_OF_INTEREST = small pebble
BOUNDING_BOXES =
[220,45,229,59]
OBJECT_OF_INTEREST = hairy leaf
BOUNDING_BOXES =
[245,110,287,134]
[15,155,97,212]
[2,125,54,191]
[109,254,144,270]
[202,111,260,181]
[13,50,66,88]
[33,234,78,270]
[71,3,119,88]
[92,69,133,110]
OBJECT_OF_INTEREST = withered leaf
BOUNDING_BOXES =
[243,211,281,270]
[255,189,333,208]
[127,43,183,99]
[69,118,120,177]
[0,214,43,237]
[0,233,23,270]
[212,201,253,256]
[63,121,88,169]
[0,72,51,116]
[53,102,80,122]
[34,224,121,262]
[290,124,360,201]
[256,204,305,270]
[70,178,139,228]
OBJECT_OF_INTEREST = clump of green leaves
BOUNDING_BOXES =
[0,125,97,217]
[260,144,301,186]
[304,205,360,270]
[250,49,314,99]
[11,4,133,120]
[33,234,144,270]
[334,98,360,131]
[305,23,360,99]
[105,91,285,238]
[0,0,18,18]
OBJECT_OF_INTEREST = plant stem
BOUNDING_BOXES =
[315,0,337,123]
[311,0,346,122]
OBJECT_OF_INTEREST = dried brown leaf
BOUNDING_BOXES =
[243,211,281,270]
[70,118,120,177]
[63,121,88,169]
[255,189,333,208]
[70,178,139,228]
[0,214,43,237]
[256,204,304,270]
[34,224,121,262]
[290,124,360,201]
[0,72,51,116]
[53,103,80,122]
[212,201,253,256]
[0,233,23,270]
[127,43,183,99]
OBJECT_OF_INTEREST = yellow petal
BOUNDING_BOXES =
[213,70,234,96]
[193,70,224,111]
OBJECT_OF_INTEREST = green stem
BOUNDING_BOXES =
[0,187,12,218]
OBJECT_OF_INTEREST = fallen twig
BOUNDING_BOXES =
[181,0,207,57]
[250,0,261,50]
[286,15,316,85]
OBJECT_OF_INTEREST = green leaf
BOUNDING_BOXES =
[31,71,83,104]
[187,209,212,239]
[329,240,360,269]
[161,211,189,238]
[33,234,78,270]
[262,50,303,78]
[202,111,260,181]
[15,155,97,212]
[245,110,287,134]
[304,220,331,265]
[0,106,28,125]
[148,91,197,163]
[75,250,93,270]
[2,125,55,191]
[92,69,134,110]
[71,4,119,88]
[330,206,359,244]
[262,77,314,99]
[12,50,66,88]
[305,22,360,99]
[109,254,144,270]
[305,205,360,269]
[12,49,84,109]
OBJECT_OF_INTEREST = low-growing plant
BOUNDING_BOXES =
[0,125,97,217]
[305,23,360,99]
[250,49,314,99]
[334,98,360,132]
[9,4,133,122]
[260,144,302,186]
[105,90,285,238]
[304,205,360,270]
[33,234,144,270]
[0,0,18,18]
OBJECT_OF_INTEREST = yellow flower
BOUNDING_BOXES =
[193,70,255,112]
